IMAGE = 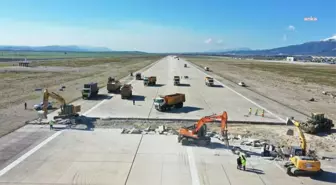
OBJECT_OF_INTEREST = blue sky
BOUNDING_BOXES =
[0,0,335,52]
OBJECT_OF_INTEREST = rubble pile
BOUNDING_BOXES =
[121,125,179,135]
[300,113,334,134]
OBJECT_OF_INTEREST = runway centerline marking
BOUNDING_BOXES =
[187,147,200,185]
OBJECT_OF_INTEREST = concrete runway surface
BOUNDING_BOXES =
[1,56,335,184]
[0,128,335,185]
[62,56,284,123]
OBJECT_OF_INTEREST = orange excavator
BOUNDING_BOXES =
[178,112,228,146]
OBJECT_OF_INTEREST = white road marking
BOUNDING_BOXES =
[187,60,286,123]
[82,99,108,116]
[0,131,63,177]
[187,147,200,185]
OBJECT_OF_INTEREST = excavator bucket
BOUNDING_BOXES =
[286,129,294,136]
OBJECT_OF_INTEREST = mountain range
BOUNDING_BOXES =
[1,37,336,56]
[209,38,336,56]
[0,45,113,52]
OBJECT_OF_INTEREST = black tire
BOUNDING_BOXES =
[286,167,293,176]
[181,138,189,145]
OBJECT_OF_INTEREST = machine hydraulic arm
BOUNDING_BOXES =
[43,89,66,118]
[293,120,307,156]
[178,112,228,146]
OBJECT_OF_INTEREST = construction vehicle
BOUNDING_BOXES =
[42,89,81,119]
[135,73,142,80]
[238,82,246,87]
[107,77,121,93]
[205,77,214,86]
[178,112,229,146]
[120,84,133,99]
[204,67,209,71]
[82,83,99,99]
[300,113,334,134]
[144,76,156,86]
[174,76,180,86]
[154,93,185,111]
[284,120,322,176]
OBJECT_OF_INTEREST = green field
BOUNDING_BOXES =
[185,56,336,87]
[30,55,163,67]
[0,51,153,60]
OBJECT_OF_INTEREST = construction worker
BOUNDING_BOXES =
[49,120,54,130]
[133,99,135,105]
[236,156,242,169]
[239,152,247,171]
[248,108,252,115]
[24,102,27,110]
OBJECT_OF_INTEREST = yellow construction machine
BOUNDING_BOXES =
[43,89,81,119]
[284,120,322,176]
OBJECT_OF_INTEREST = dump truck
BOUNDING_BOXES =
[135,73,142,80]
[120,84,133,99]
[144,76,156,86]
[82,82,99,99]
[154,93,185,111]
[204,67,209,71]
[107,77,122,93]
[205,77,214,86]
[174,76,180,86]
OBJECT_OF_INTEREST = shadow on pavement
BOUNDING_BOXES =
[170,106,203,113]
[207,142,230,149]
[147,84,165,87]
[244,168,265,174]
[178,83,191,87]
[310,170,336,183]
[88,94,112,101]
[212,84,224,88]
[131,95,145,101]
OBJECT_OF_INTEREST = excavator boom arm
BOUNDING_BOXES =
[43,89,66,116]
[293,121,307,155]
[194,112,228,135]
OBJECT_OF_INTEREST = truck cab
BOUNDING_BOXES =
[143,76,156,86]
[135,73,141,80]
[82,83,99,99]
[154,97,165,110]
[205,77,214,86]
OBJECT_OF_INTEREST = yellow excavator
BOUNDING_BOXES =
[284,120,322,176]
[43,89,81,119]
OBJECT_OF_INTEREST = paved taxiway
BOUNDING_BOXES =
[0,128,335,185]
[78,56,283,123]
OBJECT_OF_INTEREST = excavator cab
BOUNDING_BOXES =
[178,112,228,146]
[284,119,322,176]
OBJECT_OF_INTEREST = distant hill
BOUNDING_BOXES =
[214,39,336,56]
[0,45,115,52]
[207,47,251,53]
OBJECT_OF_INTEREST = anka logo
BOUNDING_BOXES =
[304,16,318,21]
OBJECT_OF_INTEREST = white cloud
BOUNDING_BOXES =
[283,34,287,41]
[287,25,295,31]
[216,39,223,44]
[204,38,212,44]
[0,19,213,53]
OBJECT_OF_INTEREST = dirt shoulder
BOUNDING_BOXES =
[0,56,162,137]
[185,56,336,121]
